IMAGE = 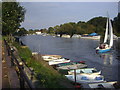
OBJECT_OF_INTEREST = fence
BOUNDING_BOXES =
[4,39,35,89]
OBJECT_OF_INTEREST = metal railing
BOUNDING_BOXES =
[4,39,35,89]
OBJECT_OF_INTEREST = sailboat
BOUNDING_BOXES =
[96,16,113,53]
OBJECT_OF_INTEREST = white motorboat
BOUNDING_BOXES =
[80,35,101,40]
[65,74,105,84]
[68,68,101,75]
[80,33,101,40]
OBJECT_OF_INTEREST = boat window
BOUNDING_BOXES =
[92,70,97,73]
[95,77,102,80]
[80,70,84,73]
[97,84,105,88]
[81,77,89,80]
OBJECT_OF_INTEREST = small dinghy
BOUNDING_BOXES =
[48,58,71,65]
[87,81,118,89]
[65,74,105,84]
[42,55,62,61]
[56,63,87,70]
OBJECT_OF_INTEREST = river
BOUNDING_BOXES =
[21,35,120,82]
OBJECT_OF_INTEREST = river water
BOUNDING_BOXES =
[21,35,120,82]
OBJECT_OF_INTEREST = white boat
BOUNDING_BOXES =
[65,74,105,84]
[80,35,101,40]
[42,55,62,61]
[68,68,101,75]
[72,34,81,38]
[32,52,38,55]
[62,34,71,38]
[88,81,118,88]
[80,33,101,40]
[56,63,87,70]
[48,58,71,65]
[96,15,113,53]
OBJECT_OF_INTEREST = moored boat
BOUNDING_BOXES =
[42,54,62,61]
[96,15,113,53]
[68,68,101,75]
[65,74,105,84]
[86,81,118,88]
[48,58,71,65]
[56,63,87,70]
[80,33,101,40]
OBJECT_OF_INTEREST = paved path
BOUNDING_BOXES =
[0,40,2,90]
[2,41,20,89]
[2,41,10,88]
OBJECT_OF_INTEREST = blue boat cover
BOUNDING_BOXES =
[89,33,98,36]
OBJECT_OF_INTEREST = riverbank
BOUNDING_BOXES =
[11,39,75,88]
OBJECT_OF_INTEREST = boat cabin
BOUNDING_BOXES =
[99,44,108,49]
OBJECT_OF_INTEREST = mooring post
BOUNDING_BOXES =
[68,66,77,89]
[74,69,77,87]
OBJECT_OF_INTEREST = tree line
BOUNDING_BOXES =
[2,1,120,37]
[45,15,120,37]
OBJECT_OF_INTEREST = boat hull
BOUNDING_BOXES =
[49,59,71,65]
[96,48,111,53]
[80,35,101,40]
[56,64,87,70]
[65,74,105,84]
[88,81,117,88]
[68,68,101,75]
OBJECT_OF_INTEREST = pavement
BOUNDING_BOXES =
[0,40,2,90]
[2,40,20,89]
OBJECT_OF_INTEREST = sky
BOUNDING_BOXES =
[20,2,119,30]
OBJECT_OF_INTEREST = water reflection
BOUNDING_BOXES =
[99,53,113,65]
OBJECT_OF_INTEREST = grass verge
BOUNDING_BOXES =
[12,41,72,88]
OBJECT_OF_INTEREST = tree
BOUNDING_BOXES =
[40,28,47,33]
[2,1,26,36]
[113,13,120,36]
[47,27,54,34]
[87,16,107,35]
[13,27,28,36]
[76,21,95,34]
[54,25,60,35]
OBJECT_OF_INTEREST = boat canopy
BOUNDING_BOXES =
[89,33,98,36]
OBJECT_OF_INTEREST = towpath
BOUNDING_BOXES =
[2,40,20,89]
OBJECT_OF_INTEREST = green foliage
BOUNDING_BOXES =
[113,13,120,36]
[13,27,28,36]
[2,2,25,35]
[46,17,108,37]
[87,16,107,34]
[12,41,65,88]
[40,28,47,33]
[47,27,54,34]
